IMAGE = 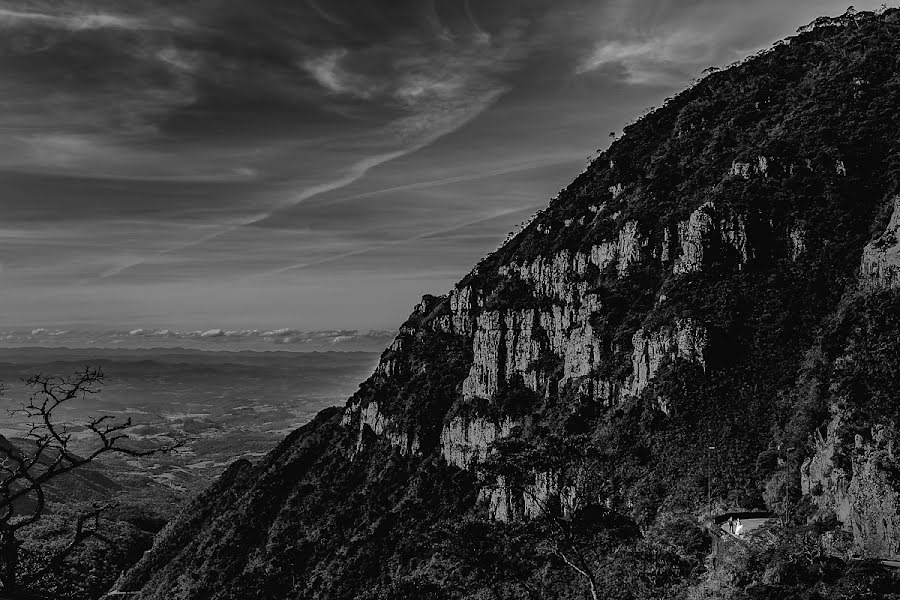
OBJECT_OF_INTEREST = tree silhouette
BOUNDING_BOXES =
[0,367,181,594]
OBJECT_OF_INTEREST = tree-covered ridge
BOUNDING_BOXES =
[476,7,900,280]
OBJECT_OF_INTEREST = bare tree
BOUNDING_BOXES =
[537,505,634,600]
[0,367,181,594]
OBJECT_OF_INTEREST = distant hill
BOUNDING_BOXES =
[0,328,395,353]
[0,346,377,364]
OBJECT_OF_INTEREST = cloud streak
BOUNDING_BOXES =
[302,49,378,98]
[576,31,717,83]
[0,7,149,31]
[574,0,893,85]
[251,204,532,278]
[95,87,508,280]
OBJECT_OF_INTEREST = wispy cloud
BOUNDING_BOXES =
[575,0,893,85]
[304,0,347,27]
[0,7,150,31]
[252,205,531,278]
[0,2,199,39]
[302,49,379,98]
[94,93,507,281]
[6,133,261,183]
[94,148,412,280]
[0,3,201,175]
[577,29,717,84]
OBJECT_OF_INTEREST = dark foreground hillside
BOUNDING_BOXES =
[0,350,381,600]
[118,9,900,600]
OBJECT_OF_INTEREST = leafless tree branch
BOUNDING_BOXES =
[0,367,182,593]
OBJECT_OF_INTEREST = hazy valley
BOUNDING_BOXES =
[0,349,380,503]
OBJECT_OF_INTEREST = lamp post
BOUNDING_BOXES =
[707,445,716,516]
[784,446,796,525]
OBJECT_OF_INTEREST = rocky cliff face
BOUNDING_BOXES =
[117,10,900,599]
[802,409,900,559]
[860,196,900,291]
[440,415,514,469]
[480,470,579,522]
[342,217,715,517]
[796,206,900,560]
[672,201,750,275]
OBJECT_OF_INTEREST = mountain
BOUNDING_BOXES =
[116,9,900,600]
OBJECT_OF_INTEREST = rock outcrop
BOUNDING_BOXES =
[627,319,708,398]
[342,400,419,455]
[729,156,769,179]
[860,196,900,290]
[673,203,717,274]
[846,434,900,559]
[440,415,514,469]
[800,410,853,526]
[461,311,507,401]
[790,225,807,260]
[801,409,900,559]
[480,470,578,522]
[673,202,750,274]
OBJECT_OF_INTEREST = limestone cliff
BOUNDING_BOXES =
[793,200,900,560]
[801,409,900,559]
[672,201,750,275]
[860,196,900,291]
[344,218,712,513]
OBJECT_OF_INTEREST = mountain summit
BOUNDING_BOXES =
[118,8,900,599]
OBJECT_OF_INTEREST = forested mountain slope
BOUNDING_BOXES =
[118,9,900,599]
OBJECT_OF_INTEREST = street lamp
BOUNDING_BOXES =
[784,447,796,525]
[707,445,717,516]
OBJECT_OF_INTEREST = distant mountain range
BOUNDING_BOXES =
[0,328,395,353]
[0,348,382,494]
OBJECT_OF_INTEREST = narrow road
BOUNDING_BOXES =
[719,517,770,537]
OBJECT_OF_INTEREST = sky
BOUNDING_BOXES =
[0,0,889,337]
